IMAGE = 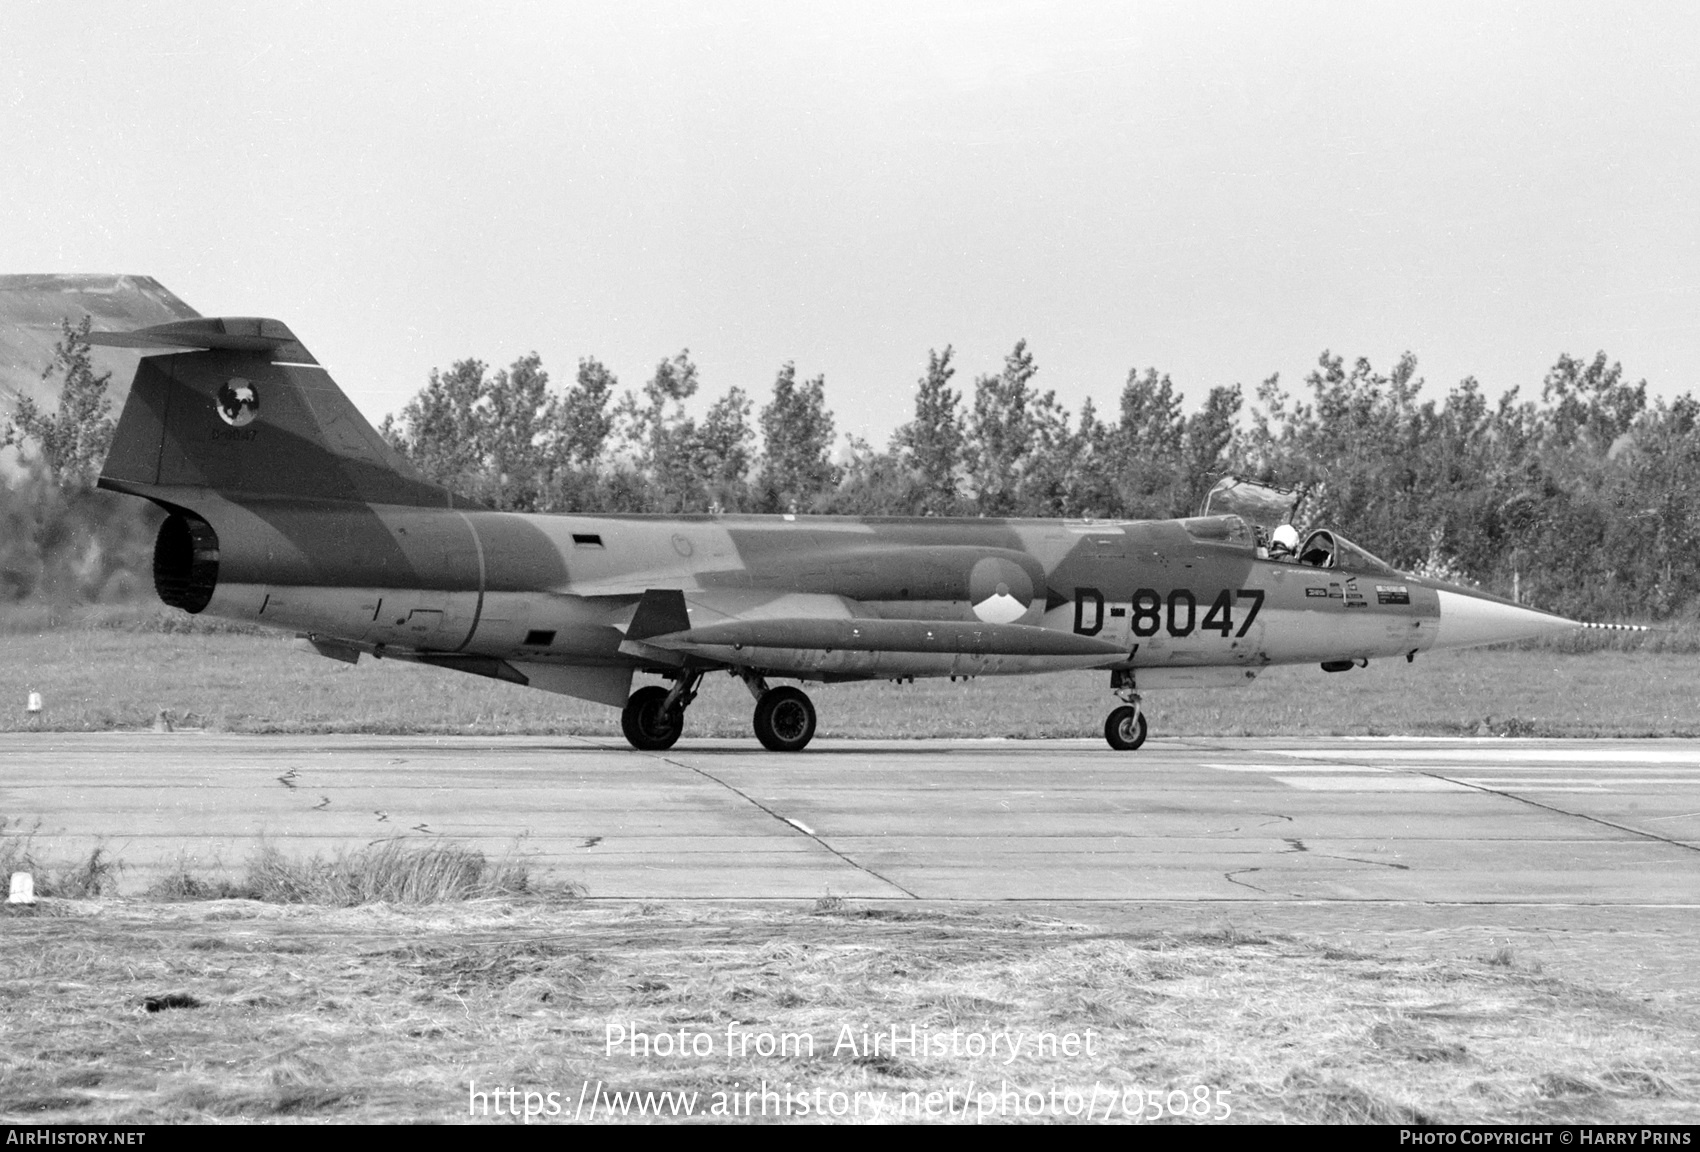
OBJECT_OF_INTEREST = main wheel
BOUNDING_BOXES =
[753,686,817,752]
[622,686,683,751]
[1104,705,1148,751]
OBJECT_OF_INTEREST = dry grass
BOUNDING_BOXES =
[5,831,548,908]
[5,627,1700,739]
[0,819,122,898]
[239,841,535,906]
[141,841,543,906]
[0,901,1694,1124]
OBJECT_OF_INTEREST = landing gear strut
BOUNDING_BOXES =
[1104,670,1148,751]
[621,671,702,751]
[737,670,818,752]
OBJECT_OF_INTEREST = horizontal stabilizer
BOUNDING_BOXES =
[649,616,1129,658]
[88,317,317,364]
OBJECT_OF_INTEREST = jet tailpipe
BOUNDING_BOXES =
[153,513,219,614]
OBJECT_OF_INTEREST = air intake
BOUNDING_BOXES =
[153,514,220,613]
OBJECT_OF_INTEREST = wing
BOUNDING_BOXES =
[617,587,1129,676]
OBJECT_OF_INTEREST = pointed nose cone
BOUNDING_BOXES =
[1433,588,1579,649]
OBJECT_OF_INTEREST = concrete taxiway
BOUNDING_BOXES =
[3,732,1699,905]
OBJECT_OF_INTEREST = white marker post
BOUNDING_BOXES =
[7,873,35,905]
[26,692,42,729]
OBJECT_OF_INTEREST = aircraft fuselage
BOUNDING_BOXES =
[132,483,1447,696]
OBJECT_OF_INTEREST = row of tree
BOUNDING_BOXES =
[4,319,1696,623]
[377,341,1246,522]
[378,338,1693,621]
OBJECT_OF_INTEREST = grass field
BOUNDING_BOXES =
[2,623,1697,738]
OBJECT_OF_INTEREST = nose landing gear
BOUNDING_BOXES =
[1104,670,1148,751]
[1105,703,1147,750]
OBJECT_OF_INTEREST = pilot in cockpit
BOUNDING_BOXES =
[1268,522,1300,561]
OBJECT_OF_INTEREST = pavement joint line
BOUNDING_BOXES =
[436,730,918,896]
[1185,737,1700,854]
[644,749,921,901]
[1413,771,1700,856]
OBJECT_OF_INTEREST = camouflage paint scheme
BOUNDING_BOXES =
[93,318,1579,747]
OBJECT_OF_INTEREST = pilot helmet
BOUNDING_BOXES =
[1270,523,1300,552]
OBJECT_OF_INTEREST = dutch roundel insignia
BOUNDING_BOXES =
[217,379,260,427]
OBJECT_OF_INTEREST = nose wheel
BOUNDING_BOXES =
[1104,671,1147,750]
[1105,704,1148,750]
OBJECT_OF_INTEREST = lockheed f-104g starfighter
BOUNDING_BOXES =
[90,315,1583,751]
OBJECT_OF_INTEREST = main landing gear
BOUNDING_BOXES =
[620,671,702,752]
[619,670,819,753]
[741,671,816,752]
[1104,670,1148,751]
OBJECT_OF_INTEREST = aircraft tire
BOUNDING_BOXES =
[1104,705,1147,751]
[753,686,817,752]
[622,686,683,751]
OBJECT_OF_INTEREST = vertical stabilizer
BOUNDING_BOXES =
[93,318,459,507]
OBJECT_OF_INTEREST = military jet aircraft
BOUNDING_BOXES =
[91,316,1585,752]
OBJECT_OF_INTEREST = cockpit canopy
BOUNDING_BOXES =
[1292,528,1399,575]
[1199,475,1302,531]
[1199,476,1402,575]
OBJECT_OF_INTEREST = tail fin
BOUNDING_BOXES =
[93,318,458,507]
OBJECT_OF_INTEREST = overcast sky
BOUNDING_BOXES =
[4,1,1696,445]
